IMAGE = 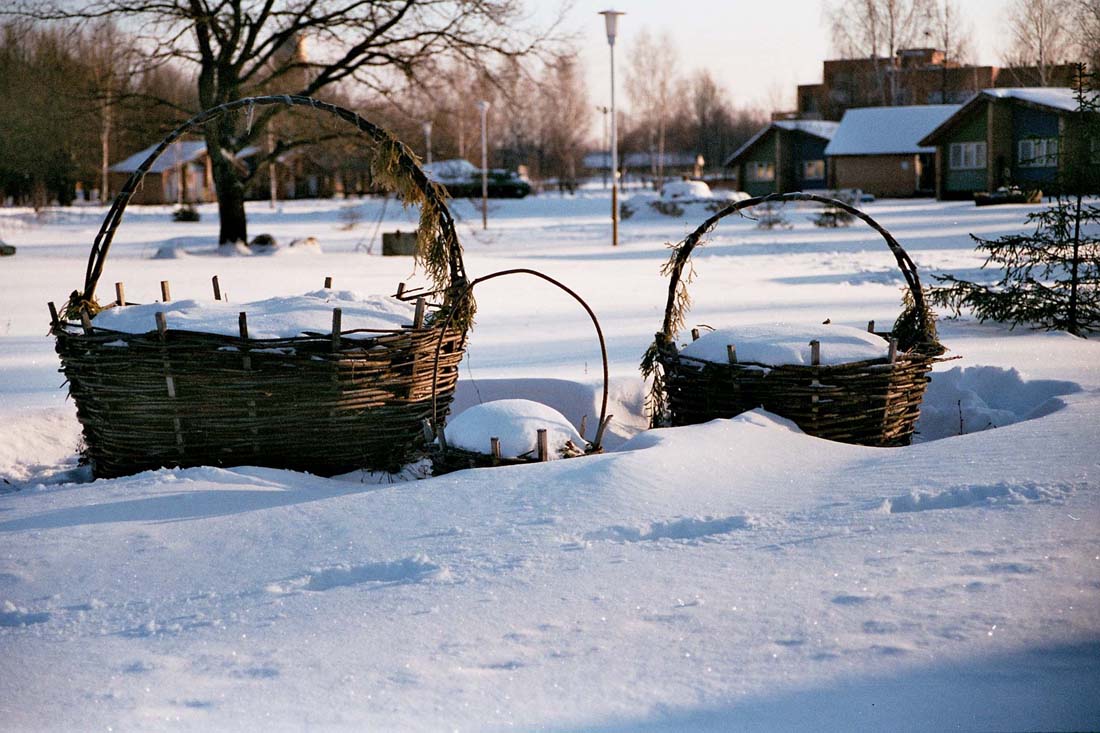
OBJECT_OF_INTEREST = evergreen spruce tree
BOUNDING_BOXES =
[931,65,1100,336]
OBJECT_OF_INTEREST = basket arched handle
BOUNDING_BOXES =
[429,268,611,452]
[659,192,929,346]
[77,94,466,311]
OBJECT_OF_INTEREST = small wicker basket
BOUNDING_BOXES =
[50,95,472,478]
[644,192,945,447]
[427,268,611,474]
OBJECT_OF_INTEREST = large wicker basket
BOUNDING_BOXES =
[645,192,945,447]
[51,95,471,478]
[427,268,612,474]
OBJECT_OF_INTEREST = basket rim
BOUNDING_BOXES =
[657,192,934,348]
[70,94,468,319]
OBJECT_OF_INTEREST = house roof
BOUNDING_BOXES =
[110,140,208,174]
[825,105,961,156]
[918,87,1088,146]
[725,120,839,167]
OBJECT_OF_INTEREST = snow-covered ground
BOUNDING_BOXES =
[1,192,1098,731]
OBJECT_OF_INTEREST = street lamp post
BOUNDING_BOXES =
[422,120,433,166]
[599,9,624,246]
[596,105,609,189]
[477,100,490,230]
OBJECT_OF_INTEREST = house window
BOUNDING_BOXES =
[802,159,825,180]
[949,142,987,170]
[749,162,775,181]
[1018,137,1059,167]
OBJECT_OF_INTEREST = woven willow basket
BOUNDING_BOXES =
[51,96,471,478]
[428,268,611,474]
[646,192,945,447]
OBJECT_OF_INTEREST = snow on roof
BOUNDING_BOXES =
[771,119,840,140]
[825,105,961,156]
[984,87,1079,112]
[919,87,1088,146]
[725,120,839,167]
[109,140,208,174]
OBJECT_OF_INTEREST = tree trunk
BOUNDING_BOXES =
[204,125,248,245]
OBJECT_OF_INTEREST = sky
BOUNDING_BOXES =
[553,0,1017,113]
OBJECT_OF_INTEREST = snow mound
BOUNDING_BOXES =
[266,555,448,594]
[584,514,757,543]
[445,399,585,459]
[915,366,1080,442]
[661,179,714,200]
[89,289,415,339]
[881,481,1075,513]
[679,323,890,366]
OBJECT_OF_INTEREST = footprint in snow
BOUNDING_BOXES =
[879,481,1077,514]
[0,600,50,627]
[265,555,449,594]
[584,515,756,543]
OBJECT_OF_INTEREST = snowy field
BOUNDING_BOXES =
[1,191,1098,731]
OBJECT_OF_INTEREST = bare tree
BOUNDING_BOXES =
[538,55,591,190]
[624,28,680,189]
[828,0,935,104]
[921,0,974,102]
[82,21,134,202]
[15,0,557,244]
[1003,0,1074,85]
[1073,0,1100,72]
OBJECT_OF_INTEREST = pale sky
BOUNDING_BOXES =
[554,0,1017,113]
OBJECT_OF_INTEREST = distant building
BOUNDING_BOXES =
[582,151,699,183]
[724,120,839,196]
[918,88,1093,199]
[109,140,215,206]
[797,49,1078,122]
[824,105,960,198]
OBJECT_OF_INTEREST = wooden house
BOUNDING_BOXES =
[824,105,959,197]
[918,88,1092,199]
[109,140,215,205]
[724,120,838,196]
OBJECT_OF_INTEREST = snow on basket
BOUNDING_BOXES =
[445,399,586,461]
[643,192,947,447]
[49,95,472,478]
[427,268,611,475]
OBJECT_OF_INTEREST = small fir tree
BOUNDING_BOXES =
[931,65,1100,337]
[753,199,791,229]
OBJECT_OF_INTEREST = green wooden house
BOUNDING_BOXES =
[918,88,1091,199]
[724,120,839,196]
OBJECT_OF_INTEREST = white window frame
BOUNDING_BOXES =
[802,159,825,180]
[949,142,987,170]
[749,161,775,181]
[1018,137,1058,168]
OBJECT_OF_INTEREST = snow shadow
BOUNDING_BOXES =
[914,365,1080,442]
[551,640,1100,733]
[0,466,374,533]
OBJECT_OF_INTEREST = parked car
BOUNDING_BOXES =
[423,159,532,199]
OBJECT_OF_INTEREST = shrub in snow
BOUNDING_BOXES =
[445,399,585,460]
[753,200,790,229]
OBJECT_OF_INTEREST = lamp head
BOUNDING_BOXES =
[599,10,624,45]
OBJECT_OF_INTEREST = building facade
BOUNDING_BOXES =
[824,105,959,198]
[797,49,1078,122]
[918,88,1090,199]
[724,121,838,196]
